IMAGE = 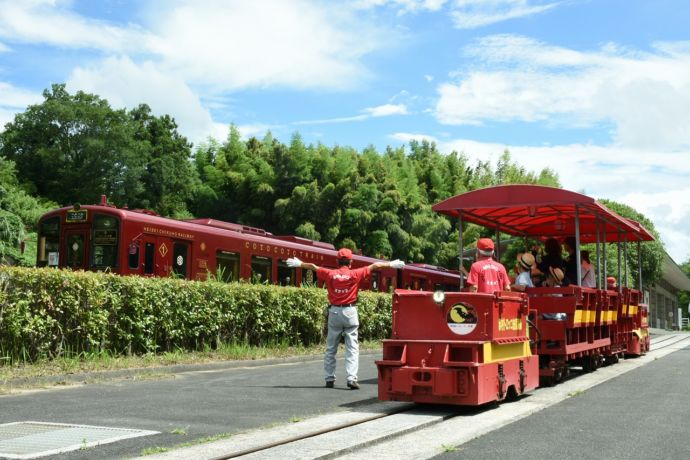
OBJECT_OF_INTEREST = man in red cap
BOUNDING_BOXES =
[287,249,404,389]
[466,238,511,294]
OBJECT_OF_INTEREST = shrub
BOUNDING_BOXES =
[0,266,392,363]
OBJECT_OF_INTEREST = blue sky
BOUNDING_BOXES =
[1,0,689,264]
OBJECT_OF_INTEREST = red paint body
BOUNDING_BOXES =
[36,202,461,291]
[377,290,539,405]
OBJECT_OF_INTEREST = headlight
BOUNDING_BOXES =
[432,290,445,305]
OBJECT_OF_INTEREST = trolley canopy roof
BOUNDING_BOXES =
[432,185,654,242]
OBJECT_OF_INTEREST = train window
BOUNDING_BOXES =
[411,277,426,291]
[92,214,119,269]
[216,251,240,282]
[386,277,393,293]
[128,242,139,269]
[251,255,272,284]
[302,268,317,287]
[144,243,155,274]
[278,260,296,286]
[66,233,85,268]
[37,216,60,267]
[372,272,380,291]
[173,242,189,278]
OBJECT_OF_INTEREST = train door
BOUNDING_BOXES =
[172,241,191,278]
[140,236,173,277]
[63,228,89,269]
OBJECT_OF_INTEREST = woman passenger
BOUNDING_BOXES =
[536,238,564,286]
[580,250,596,288]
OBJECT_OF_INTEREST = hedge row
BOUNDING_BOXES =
[0,266,393,363]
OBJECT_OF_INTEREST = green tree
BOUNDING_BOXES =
[0,84,145,207]
[0,156,56,265]
[598,199,664,288]
[129,104,197,217]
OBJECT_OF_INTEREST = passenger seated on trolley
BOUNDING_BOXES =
[607,276,617,290]
[544,266,564,288]
[535,237,564,286]
[542,266,567,320]
[580,250,596,287]
[563,236,578,286]
[511,252,535,292]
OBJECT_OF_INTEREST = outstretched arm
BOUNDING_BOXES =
[286,257,319,271]
[369,259,405,271]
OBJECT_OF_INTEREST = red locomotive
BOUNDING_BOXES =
[377,185,653,404]
[36,196,461,292]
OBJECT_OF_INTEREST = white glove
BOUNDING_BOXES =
[286,257,302,268]
[389,259,405,269]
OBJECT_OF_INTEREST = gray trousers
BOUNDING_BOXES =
[324,306,359,383]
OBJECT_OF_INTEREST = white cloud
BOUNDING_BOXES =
[236,123,273,140]
[0,82,42,130]
[353,0,447,14]
[0,0,155,52]
[449,0,561,29]
[436,35,690,150]
[364,103,408,117]
[391,132,690,263]
[0,1,390,92]
[67,56,216,145]
[295,103,408,125]
[0,41,9,52]
[145,0,386,91]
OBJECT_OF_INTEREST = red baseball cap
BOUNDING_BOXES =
[477,238,494,251]
[337,248,353,260]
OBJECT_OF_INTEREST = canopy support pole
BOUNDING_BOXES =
[570,205,582,287]
[617,237,622,293]
[458,215,464,290]
[624,236,629,287]
[595,220,601,289]
[637,241,643,291]
[496,229,501,262]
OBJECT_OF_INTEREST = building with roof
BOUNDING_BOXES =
[647,252,690,330]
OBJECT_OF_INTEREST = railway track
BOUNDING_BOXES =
[142,333,690,460]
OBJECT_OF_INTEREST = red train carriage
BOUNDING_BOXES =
[35,196,461,292]
[377,185,654,404]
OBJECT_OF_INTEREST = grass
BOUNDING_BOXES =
[441,444,458,452]
[141,432,235,456]
[0,340,382,392]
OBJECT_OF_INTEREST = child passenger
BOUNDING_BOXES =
[544,266,565,287]
[511,252,535,292]
[542,266,567,320]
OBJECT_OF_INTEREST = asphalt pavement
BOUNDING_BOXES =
[0,352,387,459]
[432,340,690,460]
[1,331,689,459]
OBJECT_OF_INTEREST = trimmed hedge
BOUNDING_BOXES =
[0,266,393,363]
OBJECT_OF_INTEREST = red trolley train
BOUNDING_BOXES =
[377,184,654,405]
[36,196,461,292]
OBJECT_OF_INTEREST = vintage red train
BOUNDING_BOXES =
[35,195,461,292]
[376,184,653,405]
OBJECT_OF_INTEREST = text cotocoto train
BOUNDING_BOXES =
[377,184,652,405]
[36,195,461,292]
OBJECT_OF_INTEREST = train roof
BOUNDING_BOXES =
[432,184,654,243]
